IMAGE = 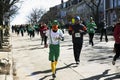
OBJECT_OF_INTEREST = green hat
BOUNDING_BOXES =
[51,20,61,28]
[52,20,59,25]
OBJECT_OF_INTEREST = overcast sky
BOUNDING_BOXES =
[11,0,68,25]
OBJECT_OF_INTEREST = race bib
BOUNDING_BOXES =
[75,33,81,37]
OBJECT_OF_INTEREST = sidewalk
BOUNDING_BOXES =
[0,35,13,80]
[0,52,13,80]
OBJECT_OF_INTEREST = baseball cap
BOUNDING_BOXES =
[75,16,80,21]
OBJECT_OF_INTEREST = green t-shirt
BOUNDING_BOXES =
[87,21,97,33]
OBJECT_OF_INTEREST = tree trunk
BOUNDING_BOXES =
[0,29,3,49]
[0,15,3,49]
[0,16,3,25]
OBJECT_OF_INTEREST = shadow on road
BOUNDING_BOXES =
[28,63,75,80]
[104,74,120,80]
[81,69,120,80]
[61,44,72,47]
[28,46,45,50]
[88,56,113,62]
[39,74,51,80]
[15,44,45,51]
[83,43,114,64]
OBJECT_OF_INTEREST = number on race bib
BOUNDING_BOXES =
[75,33,81,37]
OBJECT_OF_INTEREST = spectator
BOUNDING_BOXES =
[99,19,108,42]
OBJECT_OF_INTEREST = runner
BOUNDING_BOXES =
[112,18,120,65]
[39,22,48,47]
[86,17,97,46]
[71,16,87,65]
[46,20,64,78]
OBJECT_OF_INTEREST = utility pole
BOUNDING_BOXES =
[104,0,106,20]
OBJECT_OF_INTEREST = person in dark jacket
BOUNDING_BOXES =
[39,23,48,48]
[99,19,108,42]
[71,16,87,65]
[20,24,24,36]
[112,18,120,65]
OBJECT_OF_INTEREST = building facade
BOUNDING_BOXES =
[106,0,120,27]
[60,0,91,24]
[40,0,120,28]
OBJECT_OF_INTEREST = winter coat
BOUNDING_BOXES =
[113,23,120,44]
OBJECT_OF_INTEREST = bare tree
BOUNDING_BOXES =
[83,0,102,26]
[0,0,22,48]
[40,7,59,24]
[0,0,22,25]
[27,8,46,24]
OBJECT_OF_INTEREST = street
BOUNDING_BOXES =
[11,31,120,80]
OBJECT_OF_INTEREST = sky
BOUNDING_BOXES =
[11,0,68,25]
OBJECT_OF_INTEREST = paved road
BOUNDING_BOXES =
[11,31,120,80]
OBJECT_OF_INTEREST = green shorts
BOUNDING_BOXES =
[49,44,60,61]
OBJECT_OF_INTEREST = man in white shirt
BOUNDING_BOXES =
[46,20,64,78]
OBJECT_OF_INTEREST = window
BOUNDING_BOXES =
[72,0,78,5]
[118,0,120,6]
[110,0,113,8]
[114,0,117,7]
